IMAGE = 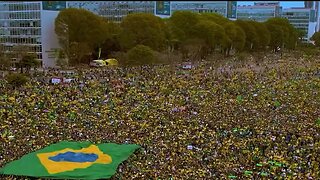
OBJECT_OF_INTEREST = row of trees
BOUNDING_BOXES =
[0,44,40,72]
[0,9,308,69]
[53,9,305,66]
[0,44,39,88]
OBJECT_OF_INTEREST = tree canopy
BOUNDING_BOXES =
[235,20,259,51]
[126,45,157,66]
[223,22,246,53]
[55,8,112,64]
[265,18,298,50]
[53,9,304,66]
[0,44,11,70]
[6,73,29,88]
[120,13,166,51]
[18,54,40,73]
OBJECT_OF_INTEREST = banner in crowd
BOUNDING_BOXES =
[0,141,140,179]
[51,78,61,84]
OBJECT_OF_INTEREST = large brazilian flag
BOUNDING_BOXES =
[0,141,140,179]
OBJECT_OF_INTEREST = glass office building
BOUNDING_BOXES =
[237,5,281,22]
[0,1,42,62]
[155,1,237,19]
[282,8,317,42]
[254,1,280,6]
[303,1,320,31]
[171,1,229,17]
[67,1,154,23]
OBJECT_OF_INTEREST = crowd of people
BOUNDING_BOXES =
[0,53,319,179]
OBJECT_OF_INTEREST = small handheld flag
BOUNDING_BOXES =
[236,95,243,103]
[316,118,320,126]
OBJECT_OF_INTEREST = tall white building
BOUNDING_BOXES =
[304,1,320,32]
[0,1,42,64]
[282,7,317,42]
[237,5,281,22]
[40,1,67,68]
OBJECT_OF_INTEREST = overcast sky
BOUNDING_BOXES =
[237,1,305,8]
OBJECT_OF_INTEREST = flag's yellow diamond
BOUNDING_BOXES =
[37,145,112,174]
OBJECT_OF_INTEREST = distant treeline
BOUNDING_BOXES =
[54,8,306,66]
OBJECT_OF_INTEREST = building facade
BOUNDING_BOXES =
[0,1,42,64]
[170,1,229,17]
[41,1,67,68]
[281,7,317,42]
[304,1,320,31]
[237,5,281,22]
[67,1,154,23]
[305,1,314,8]
[155,1,237,19]
[254,1,280,6]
